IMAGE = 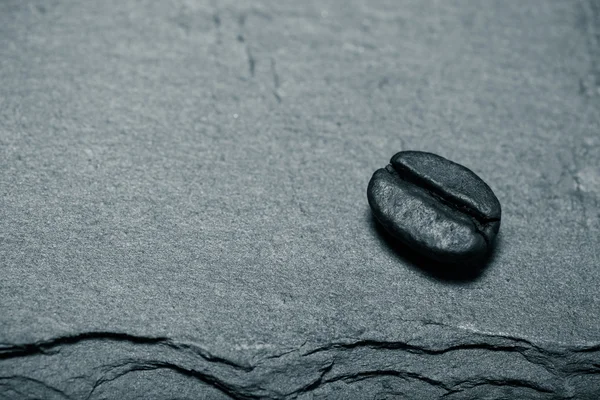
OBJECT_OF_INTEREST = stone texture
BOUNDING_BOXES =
[1,0,599,398]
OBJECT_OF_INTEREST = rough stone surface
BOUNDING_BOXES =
[368,151,501,263]
[1,0,600,399]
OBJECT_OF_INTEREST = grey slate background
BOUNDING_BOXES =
[1,0,599,398]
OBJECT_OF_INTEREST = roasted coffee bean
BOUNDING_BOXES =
[367,151,501,263]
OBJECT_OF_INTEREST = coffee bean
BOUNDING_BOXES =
[367,151,501,263]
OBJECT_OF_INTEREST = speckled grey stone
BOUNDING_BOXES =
[1,0,600,399]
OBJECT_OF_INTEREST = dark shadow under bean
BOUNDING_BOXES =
[368,210,501,284]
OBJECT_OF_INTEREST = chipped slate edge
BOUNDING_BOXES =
[1,325,599,399]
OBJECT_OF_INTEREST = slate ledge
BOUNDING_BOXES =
[1,325,599,399]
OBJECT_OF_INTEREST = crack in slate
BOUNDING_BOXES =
[0,331,253,372]
[283,360,335,396]
[236,13,256,78]
[2,329,600,399]
[84,360,244,400]
[442,378,555,397]
[270,58,282,103]
[322,369,450,390]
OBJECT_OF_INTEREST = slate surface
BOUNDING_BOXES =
[1,1,599,399]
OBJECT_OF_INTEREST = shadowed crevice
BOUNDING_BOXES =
[1,328,600,399]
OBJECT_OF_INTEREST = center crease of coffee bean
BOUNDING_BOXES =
[384,164,498,246]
